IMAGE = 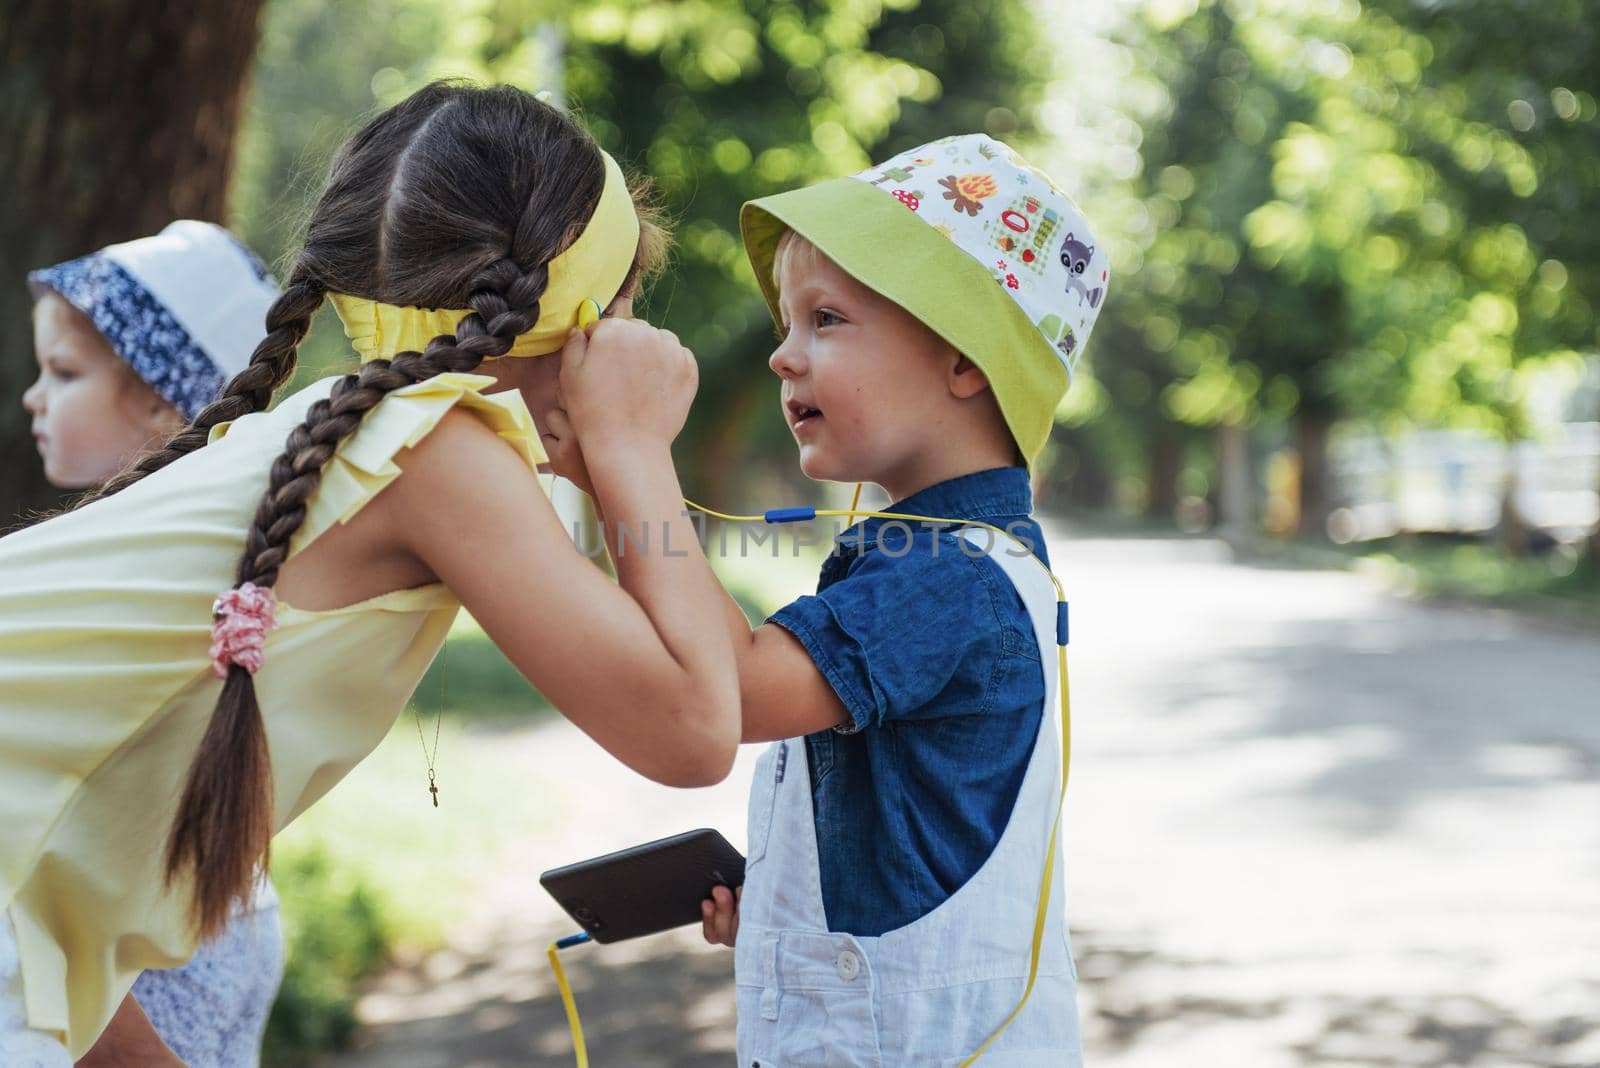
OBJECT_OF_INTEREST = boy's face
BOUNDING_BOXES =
[769,240,964,495]
[23,293,181,489]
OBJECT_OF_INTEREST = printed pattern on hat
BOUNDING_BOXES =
[30,255,226,422]
[850,134,1109,373]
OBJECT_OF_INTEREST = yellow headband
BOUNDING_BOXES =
[330,149,639,362]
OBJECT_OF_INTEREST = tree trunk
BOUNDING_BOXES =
[1499,439,1529,557]
[0,0,266,524]
[1295,412,1333,540]
[1063,452,1113,513]
[1216,420,1253,548]
[1145,426,1183,525]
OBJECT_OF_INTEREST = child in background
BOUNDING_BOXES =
[26,221,280,489]
[23,221,285,1067]
[0,82,737,1063]
[701,134,1109,1065]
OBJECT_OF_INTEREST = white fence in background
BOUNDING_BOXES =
[1327,423,1600,543]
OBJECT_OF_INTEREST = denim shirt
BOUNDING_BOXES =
[768,467,1048,936]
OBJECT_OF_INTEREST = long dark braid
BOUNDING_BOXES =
[232,259,546,592]
[156,81,610,939]
[168,259,552,938]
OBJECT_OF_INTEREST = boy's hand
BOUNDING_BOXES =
[700,883,740,947]
[558,319,698,454]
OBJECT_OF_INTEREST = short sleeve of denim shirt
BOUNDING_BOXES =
[769,533,1035,731]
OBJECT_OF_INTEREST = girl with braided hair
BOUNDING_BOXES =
[0,82,739,1064]
[23,221,286,1066]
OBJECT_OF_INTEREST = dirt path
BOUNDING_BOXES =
[329,532,1600,1067]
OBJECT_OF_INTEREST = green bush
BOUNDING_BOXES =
[262,843,394,1066]
[1358,539,1600,616]
[414,626,554,723]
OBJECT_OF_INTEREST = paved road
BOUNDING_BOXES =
[329,533,1600,1067]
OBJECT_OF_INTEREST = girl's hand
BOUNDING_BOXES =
[700,883,740,947]
[557,319,698,453]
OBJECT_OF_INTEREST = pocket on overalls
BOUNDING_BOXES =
[744,740,787,868]
[769,987,882,1067]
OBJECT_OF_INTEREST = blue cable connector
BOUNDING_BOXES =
[763,506,818,524]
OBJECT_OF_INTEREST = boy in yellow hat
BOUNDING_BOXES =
[700,133,1109,1065]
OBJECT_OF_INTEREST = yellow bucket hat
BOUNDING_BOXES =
[741,134,1109,465]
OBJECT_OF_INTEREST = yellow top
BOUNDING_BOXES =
[0,371,547,1056]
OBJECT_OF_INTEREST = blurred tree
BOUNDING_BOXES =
[1360,0,1600,559]
[1249,0,1599,552]
[1067,0,1598,551]
[0,0,266,523]
[229,0,452,390]
[228,0,1048,506]
[557,0,1049,503]
[1080,1,1346,538]
[224,0,1599,557]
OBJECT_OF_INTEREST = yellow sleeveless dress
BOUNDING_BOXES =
[0,371,546,1056]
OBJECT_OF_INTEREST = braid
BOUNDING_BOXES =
[238,257,546,586]
[79,273,327,507]
[160,80,613,941]
[165,256,551,939]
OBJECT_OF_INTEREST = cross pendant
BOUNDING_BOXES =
[428,776,439,808]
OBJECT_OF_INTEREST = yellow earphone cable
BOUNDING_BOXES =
[545,499,1071,1066]
[547,933,592,1067]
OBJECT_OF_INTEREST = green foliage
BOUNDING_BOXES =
[232,0,456,391]
[416,624,556,722]
[228,0,1598,524]
[1111,0,1596,436]
[1358,539,1597,609]
[1038,0,1599,533]
[262,843,394,1066]
[231,0,1049,495]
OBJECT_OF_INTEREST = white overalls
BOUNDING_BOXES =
[736,531,1082,1066]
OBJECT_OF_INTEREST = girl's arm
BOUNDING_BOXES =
[537,318,846,745]
[577,476,850,745]
[385,324,739,787]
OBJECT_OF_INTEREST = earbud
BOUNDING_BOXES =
[578,298,602,330]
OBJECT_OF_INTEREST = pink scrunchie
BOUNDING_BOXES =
[209,582,278,678]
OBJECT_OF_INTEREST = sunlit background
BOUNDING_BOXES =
[2,1,1596,1065]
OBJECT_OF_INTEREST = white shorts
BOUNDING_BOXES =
[132,886,285,1068]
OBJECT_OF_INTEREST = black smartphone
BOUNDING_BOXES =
[539,828,746,944]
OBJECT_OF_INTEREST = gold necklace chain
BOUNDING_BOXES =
[413,641,445,806]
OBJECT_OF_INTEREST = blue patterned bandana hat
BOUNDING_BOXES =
[28,221,281,421]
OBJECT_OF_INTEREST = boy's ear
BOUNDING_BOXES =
[947,352,992,400]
